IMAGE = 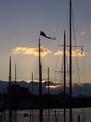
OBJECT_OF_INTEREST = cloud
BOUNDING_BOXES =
[80,25,91,36]
[71,49,86,57]
[54,49,86,57]
[54,50,63,56]
[46,85,61,89]
[12,47,52,57]
[80,31,86,36]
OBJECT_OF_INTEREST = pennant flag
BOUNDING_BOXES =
[40,31,56,40]
[40,31,46,37]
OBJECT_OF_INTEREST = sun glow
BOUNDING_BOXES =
[46,85,61,89]
[54,49,86,57]
[12,47,51,57]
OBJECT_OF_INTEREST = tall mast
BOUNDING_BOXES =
[48,67,49,98]
[64,30,66,122]
[8,56,12,122]
[69,0,72,122]
[30,72,34,122]
[9,56,11,86]
[39,38,43,122]
[14,63,17,122]
[31,72,34,94]
[48,67,50,122]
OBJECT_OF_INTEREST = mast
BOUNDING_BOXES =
[39,38,43,122]
[29,73,33,122]
[69,0,72,122]
[31,72,34,93]
[8,56,12,122]
[48,67,50,122]
[64,30,66,122]
[14,63,17,122]
[48,67,49,97]
[9,56,11,86]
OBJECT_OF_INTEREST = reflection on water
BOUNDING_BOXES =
[0,108,91,122]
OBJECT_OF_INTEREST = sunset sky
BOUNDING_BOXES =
[0,0,91,83]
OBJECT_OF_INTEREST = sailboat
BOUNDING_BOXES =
[63,0,85,122]
[38,0,77,121]
[56,0,85,122]
[2,0,88,122]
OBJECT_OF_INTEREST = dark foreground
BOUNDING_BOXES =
[0,85,91,111]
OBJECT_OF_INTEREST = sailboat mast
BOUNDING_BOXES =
[69,0,72,122]
[48,67,50,122]
[14,63,17,122]
[8,56,12,122]
[9,56,11,86]
[64,30,66,122]
[39,38,43,122]
[48,67,50,97]
[31,72,34,94]
[32,72,33,81]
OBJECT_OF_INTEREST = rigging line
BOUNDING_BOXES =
[71,4,88,116]
[71,5,86,107]
[33,57,39,81]
[66,53,69,86]
[55,46,61,82]
[69,3,87,122]
[71,5,82,84]
[79,51,89,83]
[71,5,76,44]
[55,49,64,83]
[60,56,64,82]
[59,0,70,34]
[54,0,70,83]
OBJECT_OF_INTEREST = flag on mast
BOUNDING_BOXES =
[40,31,56,40]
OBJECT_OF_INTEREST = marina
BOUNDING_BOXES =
[0,108,91,122]
[0,0,91,122]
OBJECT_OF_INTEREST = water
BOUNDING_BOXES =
[0,108,91,122]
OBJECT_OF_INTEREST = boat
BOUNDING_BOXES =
[0,0,89,122]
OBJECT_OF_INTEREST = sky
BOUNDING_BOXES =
[0,0,91,83]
